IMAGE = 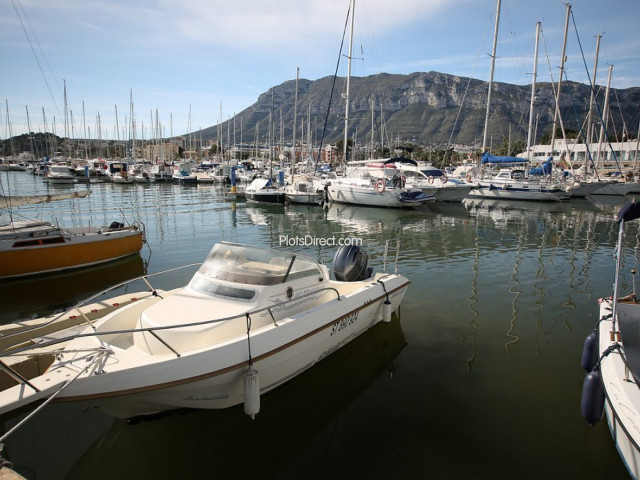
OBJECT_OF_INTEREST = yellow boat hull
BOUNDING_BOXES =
[0,230,144,278]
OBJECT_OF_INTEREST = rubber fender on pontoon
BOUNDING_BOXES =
[581,330,599,372]
[580,368,605,426]
[243,366,260,420]
[333,245,372,282]
[382,300,392,323]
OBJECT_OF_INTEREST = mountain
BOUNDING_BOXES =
[198,71,640,148]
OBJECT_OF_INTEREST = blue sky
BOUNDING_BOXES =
[1,0,639,140]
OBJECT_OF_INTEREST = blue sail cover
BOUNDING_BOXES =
[529,159,553,176]
[481,152,529,164]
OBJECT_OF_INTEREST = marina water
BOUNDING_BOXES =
[0,171,635,479]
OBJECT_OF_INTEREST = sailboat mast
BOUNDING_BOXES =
[526,22,541,162]
[342,0,355,166]
[596,64,613,166]
[586,34,602,147]
[292,67,299,179]
[481,0,501,159]
[550,3,571,153]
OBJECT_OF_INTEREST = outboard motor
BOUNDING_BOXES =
[333,245,372,282]
[108,221,124,230]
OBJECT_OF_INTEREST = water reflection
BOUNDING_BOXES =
[1,171,638,479]
[0,254,147,323]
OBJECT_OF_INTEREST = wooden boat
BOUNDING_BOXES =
[0,241,409,419]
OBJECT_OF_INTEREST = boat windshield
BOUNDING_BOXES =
[420,169,443,177]
[193,242,321,286]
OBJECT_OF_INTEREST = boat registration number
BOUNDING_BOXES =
[330,311,359,336]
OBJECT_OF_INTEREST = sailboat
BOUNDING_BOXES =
[468,4,569,202]
[0,190,145,279]
[246,93,286,204]
[325,0,432,209]
[284,68,324,205]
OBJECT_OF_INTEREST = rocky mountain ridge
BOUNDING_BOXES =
[198,71,640,148]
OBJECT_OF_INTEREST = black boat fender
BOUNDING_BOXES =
[581,329,599,372]
[580,367,605,426]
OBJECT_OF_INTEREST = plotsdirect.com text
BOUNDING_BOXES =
[279,235,363,247]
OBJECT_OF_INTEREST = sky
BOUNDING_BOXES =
[1,0,639,141]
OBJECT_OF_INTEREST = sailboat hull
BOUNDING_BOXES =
[0,228,144,278]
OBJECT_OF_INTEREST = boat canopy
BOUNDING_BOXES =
[384,157,417,166]
[481,152,529,164]
[247,178,273,190]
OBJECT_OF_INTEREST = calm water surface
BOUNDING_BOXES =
[0,172,636,479]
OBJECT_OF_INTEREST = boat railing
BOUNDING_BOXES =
[0,263,203,348]
[382,239,401,273]
[0,285,343,360]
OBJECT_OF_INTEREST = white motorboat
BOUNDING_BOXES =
[0,241,409,419]
[172,163,198,184]
[284,176,324,205]
[580,200,640,479]
[106,161,133,184]
[245,178,286,204]
[45,165,77,185]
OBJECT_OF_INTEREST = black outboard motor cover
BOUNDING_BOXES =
[109,221,125,230]
[333,245,372,282]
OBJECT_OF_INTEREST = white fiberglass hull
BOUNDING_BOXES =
[468,180,569,201]
[0,273,409,419]
[591,182,638,196]
[285,192,323,205]
[432,184,475,202]
[328,183,415,208]
[564,180,608,197]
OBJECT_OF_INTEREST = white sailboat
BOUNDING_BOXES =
[468,3,569,202]
[284,68,324,206]
[325,0,432,209]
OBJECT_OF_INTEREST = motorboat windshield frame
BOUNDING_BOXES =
[193,242,322,287]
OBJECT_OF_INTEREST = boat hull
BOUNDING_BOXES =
[0,273,408,418]
[469,181,570,201]
[0,229,144,278]
[245,192,286,204]
[327,184,420,208]
[598,299,640,480]
[285,193,322,205]
[591,182,638,196]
